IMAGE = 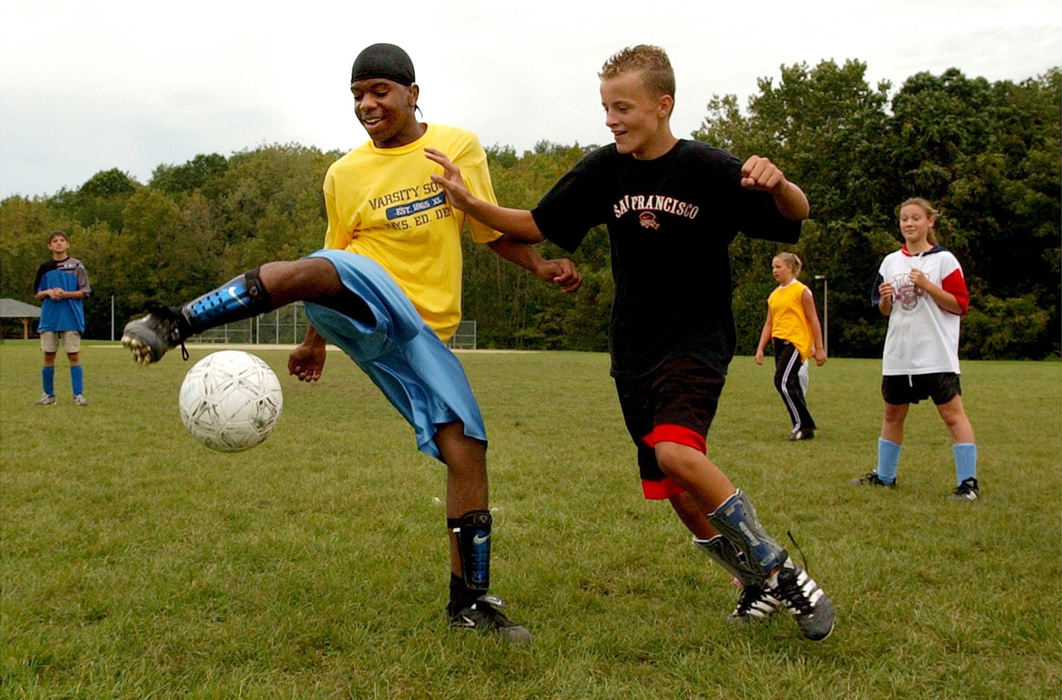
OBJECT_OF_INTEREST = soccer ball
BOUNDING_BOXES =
[179,350,283,452]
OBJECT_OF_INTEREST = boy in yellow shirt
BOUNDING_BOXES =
[122,43,580,643]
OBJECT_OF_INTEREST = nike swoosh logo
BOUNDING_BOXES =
[473,534,490,545]
[227,286,249,307]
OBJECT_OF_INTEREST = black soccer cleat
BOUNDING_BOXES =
[121,306,190,364]
[768,559,835,641]
[727,584,781,624]
[850,472,896,488]
[951,477,980,502]
[447,594,531,643]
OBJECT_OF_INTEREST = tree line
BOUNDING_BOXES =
[1,60,1058,359]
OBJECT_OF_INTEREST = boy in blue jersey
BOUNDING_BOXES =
[33,231,91,406]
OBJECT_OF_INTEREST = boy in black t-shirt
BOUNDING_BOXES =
[426,45,834,640]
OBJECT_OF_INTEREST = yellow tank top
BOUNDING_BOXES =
[768,280,813,359]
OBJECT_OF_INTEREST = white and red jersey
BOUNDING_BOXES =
[873,245,969,376]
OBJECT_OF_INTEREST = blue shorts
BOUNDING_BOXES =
[303,250,486,461]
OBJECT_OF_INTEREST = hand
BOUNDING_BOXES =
[740,155,788,195]
[878,282,895,302]
[813,347,827,366]
[537,258,582,293]
[425,147,474,211]
[909,268,929,289]
[288,341,326,382]
[754,348,764,365]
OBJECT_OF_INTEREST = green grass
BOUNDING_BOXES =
[2,341,1060,698]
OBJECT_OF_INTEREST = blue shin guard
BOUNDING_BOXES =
[182,268,273,334]
[694,535,763,587]
[707,490,786,580]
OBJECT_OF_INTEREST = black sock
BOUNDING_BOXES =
[450,574,478,609]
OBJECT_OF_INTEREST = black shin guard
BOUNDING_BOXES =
[181,267,273,334]
[449,510,491,593]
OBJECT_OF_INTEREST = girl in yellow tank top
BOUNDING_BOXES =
[754,252,826,439]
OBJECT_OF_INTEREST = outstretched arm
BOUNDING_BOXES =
[425,147,545,243]
[487,237,582,293]
[740,156,810,221]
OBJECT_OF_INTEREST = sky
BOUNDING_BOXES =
[1,0,1059,199]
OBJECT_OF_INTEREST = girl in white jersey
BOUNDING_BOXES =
[852,198,980,500]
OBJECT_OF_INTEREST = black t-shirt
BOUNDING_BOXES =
[531,139,801,379]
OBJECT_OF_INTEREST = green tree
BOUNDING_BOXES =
[151,153,229,200]
[0,196,77,303]
[217,144,336,275]
[695,59,895,357]
[50,168,140,232]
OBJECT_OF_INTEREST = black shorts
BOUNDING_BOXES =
[614,356,726,499]
[881,372,961,406]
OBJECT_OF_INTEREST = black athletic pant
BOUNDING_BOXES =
[772,338,816,432]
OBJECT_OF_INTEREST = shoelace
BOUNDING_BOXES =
[144,303,190,360]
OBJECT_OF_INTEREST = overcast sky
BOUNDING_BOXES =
[1,0,1059,199]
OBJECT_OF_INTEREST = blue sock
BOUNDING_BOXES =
[42,366,55,395]
[877,438,901,484]
[953,443,977,484]
[70,365,84,396]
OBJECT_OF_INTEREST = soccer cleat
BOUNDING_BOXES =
[728,584,781,624]
[788,429,814,441]
[35,393,56,406]
[121,306,190,364]
[447,594,531,643]
[951,477,980,501]
[769,559,835,641]
[850,472,895,488]
[73,394,88,406]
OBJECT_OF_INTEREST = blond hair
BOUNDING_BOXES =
[599,45,675,102]
[899,197,940,246]
[774,252,803,276]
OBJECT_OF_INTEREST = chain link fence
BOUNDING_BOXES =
[194,303,478,349]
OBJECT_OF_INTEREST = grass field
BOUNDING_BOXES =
[2,341,1060,698]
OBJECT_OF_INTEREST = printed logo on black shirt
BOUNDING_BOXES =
[613,194,700,221]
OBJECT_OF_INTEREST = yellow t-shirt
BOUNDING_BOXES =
[768,280,813,359]
[322,123,501,342]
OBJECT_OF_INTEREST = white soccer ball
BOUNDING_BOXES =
[178,350,283,452]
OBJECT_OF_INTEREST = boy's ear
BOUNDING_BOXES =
[658,94,674,118]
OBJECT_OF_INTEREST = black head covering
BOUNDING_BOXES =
[351,43,415,87]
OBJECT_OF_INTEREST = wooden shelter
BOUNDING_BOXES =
[0,298,42,339]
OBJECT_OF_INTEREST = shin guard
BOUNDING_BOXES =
[449,510,491,592]
[181,267,273,334]
[707,490,787,580]
[694,535,763,587]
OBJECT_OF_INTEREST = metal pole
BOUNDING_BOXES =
[815,275,828,354]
